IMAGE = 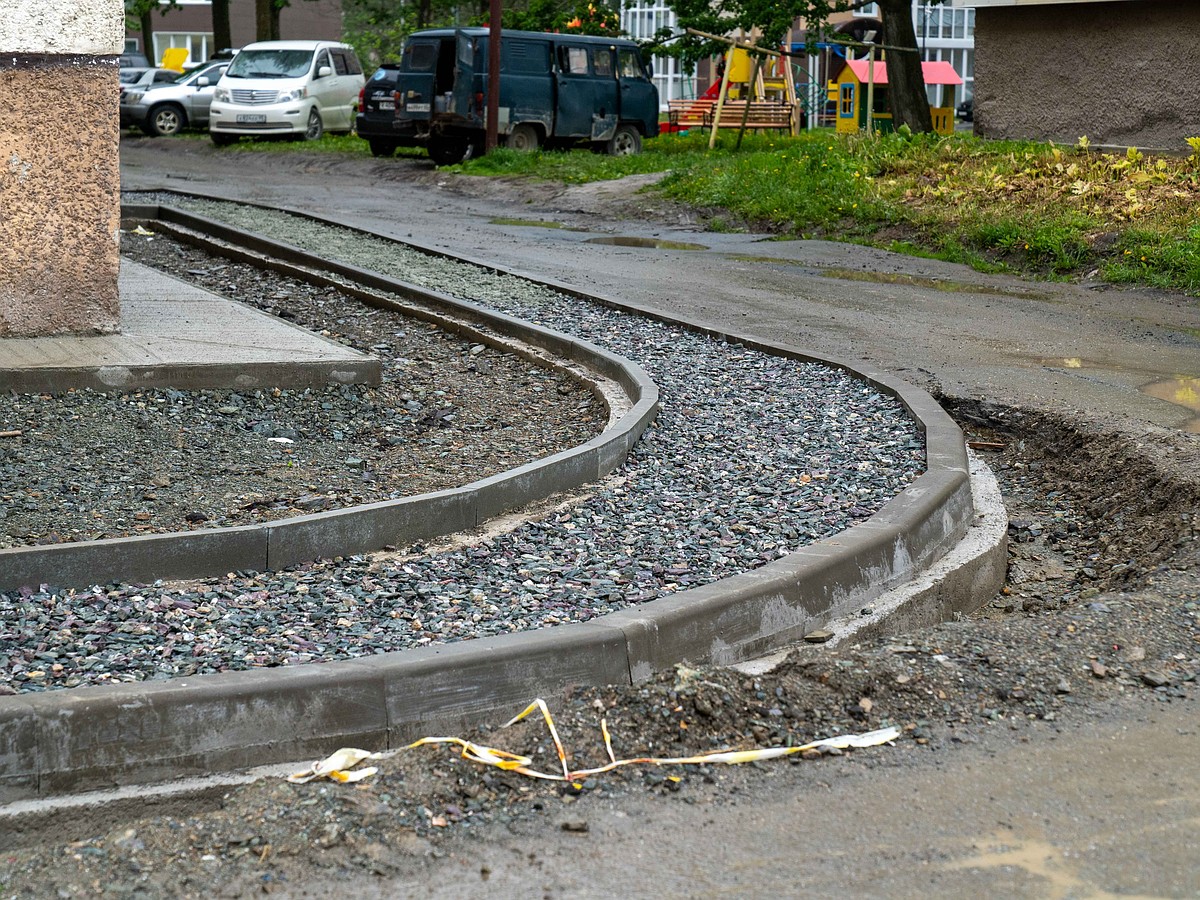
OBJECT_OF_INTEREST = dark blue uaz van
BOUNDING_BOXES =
[392,28,660,164]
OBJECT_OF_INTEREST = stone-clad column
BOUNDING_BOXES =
[1,1,124,337]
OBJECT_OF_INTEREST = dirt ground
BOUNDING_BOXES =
[0,140,1196,898]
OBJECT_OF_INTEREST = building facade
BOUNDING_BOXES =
[125,0,344,68]
[964,0,1198,150]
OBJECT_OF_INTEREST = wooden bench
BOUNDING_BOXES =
[667,98,793,132]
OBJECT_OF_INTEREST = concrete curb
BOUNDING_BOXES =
[0,204,660,592]
[0,199,993,801]
[733,452,1009,675]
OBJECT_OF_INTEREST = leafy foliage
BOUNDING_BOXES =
[488,0,621,35]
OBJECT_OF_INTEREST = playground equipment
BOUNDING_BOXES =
[830,56,962,135]
[666,30,801,145]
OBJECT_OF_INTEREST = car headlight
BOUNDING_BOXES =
[214,87,230,102]
[276,88,307,102]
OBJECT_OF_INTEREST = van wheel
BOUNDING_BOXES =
[606,124,642,156]
[304,108,324,141]
[145,104,185,137]
[506,124,540,152]
[428,136,474,166]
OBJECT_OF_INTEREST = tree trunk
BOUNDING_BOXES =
[139,10,154,61]
[211,0,232,56]
[270,0,283,41]
[255,0,273,41]
[878,0,932,133]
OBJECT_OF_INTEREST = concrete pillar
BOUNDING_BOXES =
[1,1,124,337]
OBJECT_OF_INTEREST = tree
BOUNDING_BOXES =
[343,0,462,66]
[211,0,233,56]
[875,0,931,133]
[665,0,940,133]
[496,0,621,35]
[255,0,280,41]
[124,0,179,61]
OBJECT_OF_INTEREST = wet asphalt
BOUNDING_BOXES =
[116,139,1200,897]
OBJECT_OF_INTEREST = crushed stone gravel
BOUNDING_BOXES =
[0,166,1195,898]
[0,206,923,693]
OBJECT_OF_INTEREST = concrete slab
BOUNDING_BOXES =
[0,261,380,393]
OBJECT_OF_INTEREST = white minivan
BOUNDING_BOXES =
[209,40,364,144]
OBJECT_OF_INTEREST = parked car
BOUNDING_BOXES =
[390,28,659,165]
[119,67,178,101]
[120,59,231,136]
[119,51,151,69]
[957,96,974,122]
[356,63,402,157]
[208,40,365,145]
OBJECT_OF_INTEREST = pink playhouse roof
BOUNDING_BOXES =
[844,59,963,86]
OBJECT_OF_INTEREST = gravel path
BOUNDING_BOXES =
[0,200,923,693]
[1,150,1197,899]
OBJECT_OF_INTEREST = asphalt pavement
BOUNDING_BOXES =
[113,139,1200,897]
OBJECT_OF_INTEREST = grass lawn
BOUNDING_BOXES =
[181,127,1200,295]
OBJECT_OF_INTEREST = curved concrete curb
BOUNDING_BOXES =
[734,452,1008,675]
[0,199,992,801]
[0,204,660,593]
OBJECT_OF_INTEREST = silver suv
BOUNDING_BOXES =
[120,60,230,137]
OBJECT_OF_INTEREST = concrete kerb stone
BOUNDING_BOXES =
[0,525,269,597]
[0,195,993,799]
[0,206,660,593]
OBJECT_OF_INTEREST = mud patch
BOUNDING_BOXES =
[586,236,708,250]
[489,217,590,232]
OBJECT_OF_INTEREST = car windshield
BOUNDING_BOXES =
[119,69,146,83]
[225,49,314,79]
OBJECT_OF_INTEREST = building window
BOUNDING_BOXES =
[153,32,212,68]
[840,83,855,117]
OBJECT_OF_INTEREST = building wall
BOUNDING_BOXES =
[974,0,1200,149]
[1,1,123,337]
[127,0,343,67]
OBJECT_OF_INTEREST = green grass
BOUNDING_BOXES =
[462,129,1200,295]
[163,125,1200,296]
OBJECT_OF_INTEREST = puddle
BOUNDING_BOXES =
[488,218,590,232]
[1040,357,1091,369]
[1141,376,1200,433]
[941,831,1120,898]
[728,257,1051,299]
[586,236,708,251]
[1040,359,1200,433]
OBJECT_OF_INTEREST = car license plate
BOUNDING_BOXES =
[406,103,430,113]
[377,100,394,110]
[236,114,267,124]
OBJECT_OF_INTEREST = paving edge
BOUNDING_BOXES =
[0,205,660,592]
[733,452,1008,675]
[0,198,990,801]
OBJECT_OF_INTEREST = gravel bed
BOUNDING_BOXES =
[0,245,603,549]
[0,199,924,693]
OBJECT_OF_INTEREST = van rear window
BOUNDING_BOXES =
[404,43,436,71]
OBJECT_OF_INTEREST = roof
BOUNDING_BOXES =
[238,40,351,51]
[843,59,963,86]
[410,28,638,47]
